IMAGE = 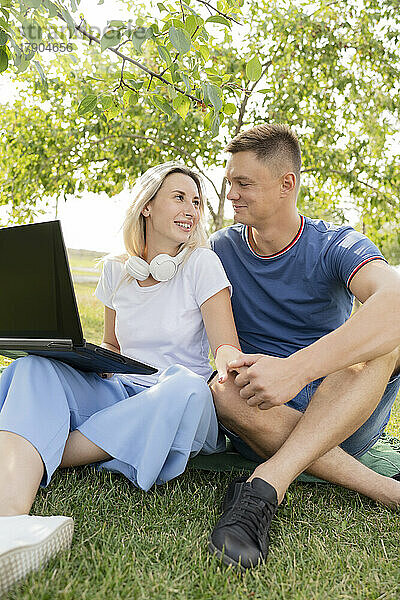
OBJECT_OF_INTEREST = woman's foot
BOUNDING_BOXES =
[0,514,74,595]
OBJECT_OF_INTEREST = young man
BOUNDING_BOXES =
[208,123,400,570]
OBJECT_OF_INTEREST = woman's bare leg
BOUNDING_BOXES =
[59,431,111,468]
[0,431,44,516]
[0,428,111,516]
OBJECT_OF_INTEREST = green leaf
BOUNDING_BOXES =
[0,46,8,72]
[184,15,202,37]
[181,72,191,92]
[169,26,191,55]
[168,84,177,100]
[78,94,97,115]
[0,28,7,45]
[246,55,262,81]
[203,109,213,130]
[223,102,236,115]
[23,0,41,8]
[101,95,113,110]
[207,83,222,112]
[33,60,46,87]
[8,37,22,65]
[22,19,42,43]
[122,90,138,106]
[16,53,30,72]
[151,94,173,117]
[131,28,146,53]
[43,0,57,17]
[145,26,155,39]
[157,2,168,12]
[197,44,209,61]
[125,78,144,90]
[157,44,172,66]
[173,95,191,120]
[104,101,120,121]
[211,112,221,137]
[61,8,75,37]
[206,15,231,27]
[128,91,138,105]
[100,29,121,51]
[109,20,124,27]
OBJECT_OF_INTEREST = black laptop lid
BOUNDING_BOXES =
[0,220,84,345]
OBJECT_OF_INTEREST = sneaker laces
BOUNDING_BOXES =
[226,487,275,546]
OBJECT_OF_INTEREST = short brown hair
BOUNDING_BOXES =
[225,123,302,183]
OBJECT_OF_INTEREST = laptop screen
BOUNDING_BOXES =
[0,221,84,345]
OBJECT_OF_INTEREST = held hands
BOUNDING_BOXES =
[227,353,307,410]
[214,344,243,383]
[99,373,114,379]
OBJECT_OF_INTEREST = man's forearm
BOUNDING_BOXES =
[289,287,400,383]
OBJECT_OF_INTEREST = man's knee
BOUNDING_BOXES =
[210,375,239,424]
[210,375,292,442]
[322,346,400,392]
[366,346,400,377]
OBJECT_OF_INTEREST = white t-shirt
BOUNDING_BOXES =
[94,247,232,386]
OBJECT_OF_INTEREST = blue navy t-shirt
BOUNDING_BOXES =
[210,215,386,358]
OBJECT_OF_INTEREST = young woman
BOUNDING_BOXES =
[0,162,240,594]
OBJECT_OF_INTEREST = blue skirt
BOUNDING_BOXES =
[0,356,225,491]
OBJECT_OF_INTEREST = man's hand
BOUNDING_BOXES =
[228,353,307,410]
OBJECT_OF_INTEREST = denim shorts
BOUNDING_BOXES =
[220,370,400,462]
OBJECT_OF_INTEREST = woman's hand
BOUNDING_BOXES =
[215,344,242,383]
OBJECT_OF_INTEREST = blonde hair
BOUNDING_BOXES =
[120,162,208,262]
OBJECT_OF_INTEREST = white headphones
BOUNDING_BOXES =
[124,247,189,282]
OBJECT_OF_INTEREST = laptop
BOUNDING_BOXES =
[0,220,157,375]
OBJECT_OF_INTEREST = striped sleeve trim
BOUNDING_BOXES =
[346,257,387,288]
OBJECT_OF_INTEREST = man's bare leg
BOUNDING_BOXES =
[212,349,400,507]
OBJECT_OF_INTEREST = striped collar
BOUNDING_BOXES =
[245,215,305,259]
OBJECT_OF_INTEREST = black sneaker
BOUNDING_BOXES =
[208,477,278,570]
[222,476,249,511]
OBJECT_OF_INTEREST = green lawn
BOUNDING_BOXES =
[2,270,400,599]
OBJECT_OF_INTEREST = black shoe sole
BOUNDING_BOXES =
[208,536,250,573]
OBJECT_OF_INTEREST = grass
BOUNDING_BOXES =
[7,469,400,600]
[2,252,400,599]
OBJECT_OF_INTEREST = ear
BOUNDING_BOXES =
[280,173,296,195]
[141,204,151,217]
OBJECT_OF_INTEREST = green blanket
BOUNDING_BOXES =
[1,365,399,481]
[189,436,400,481]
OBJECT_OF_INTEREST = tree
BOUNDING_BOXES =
[1,0,400,247]
[0,0,245,131]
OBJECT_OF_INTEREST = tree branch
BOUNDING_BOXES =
[71,22,204,105]
[193,0,241,25]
